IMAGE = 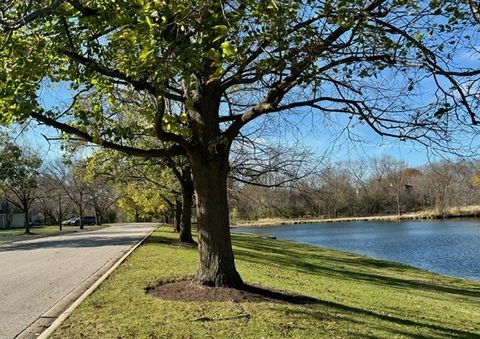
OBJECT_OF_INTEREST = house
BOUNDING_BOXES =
[0,200,26,229]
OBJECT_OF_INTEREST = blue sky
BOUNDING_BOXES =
[19,124,432,167]
[7,92,476,169]
[267,115,452,167]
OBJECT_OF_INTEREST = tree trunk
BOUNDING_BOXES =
[93,199,102,225]
[179,183,195,243]
[174,199,182,233]
[95,211,102,225]
[79,202,84,230]
[24,208,30,234]
[164,212,169,224]
[58,194,63,231]
[6,203,13,228]
[190,154,243,288]
[396,193,401,216]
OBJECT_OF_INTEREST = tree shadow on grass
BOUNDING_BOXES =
[231,234,480,299]
[146,234,198,248]
[241,284,318,304]
[281,300,480,338]
[145,233,479,338]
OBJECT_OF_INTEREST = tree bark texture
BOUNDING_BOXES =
[191,153,243,288]
[6,204,13,228]
[179,183,195,243]
[174,199,182,233]
[24,208,30,234]
[79,202,84,230]
[58,195,63,231]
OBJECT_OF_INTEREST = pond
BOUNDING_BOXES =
[232,220,480,281]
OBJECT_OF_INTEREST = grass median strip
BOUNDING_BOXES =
[0,225,62,237]
[51,226,480,338]
[0,225,109,245]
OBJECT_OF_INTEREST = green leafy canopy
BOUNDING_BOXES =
[0,0,478,154]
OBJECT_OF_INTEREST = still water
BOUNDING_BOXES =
[233,220,480,280]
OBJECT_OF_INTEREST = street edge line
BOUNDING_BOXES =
[37,225,159,339]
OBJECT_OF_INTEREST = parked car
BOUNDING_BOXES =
[73,216,96,226]
[61,218,77,226]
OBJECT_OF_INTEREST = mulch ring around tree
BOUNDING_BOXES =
[145,277,318,304]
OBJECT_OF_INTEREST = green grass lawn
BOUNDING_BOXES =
[0,225,107,245]
[0,225,62,237]
[52,227,480,338]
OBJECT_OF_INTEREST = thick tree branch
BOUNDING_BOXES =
[30,111,186,158]
[1,0,98,32]
[66,0,97,16]
[224,0,388,141]
[2,0,63,31]
[221,10,345,90]
[61,50,186,103]
[153,97,192,152]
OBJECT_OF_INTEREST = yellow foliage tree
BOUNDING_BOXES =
[118,182,168,222]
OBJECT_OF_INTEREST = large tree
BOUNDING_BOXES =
[0,0,479,287]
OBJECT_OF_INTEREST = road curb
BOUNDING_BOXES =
[31,225,158,339]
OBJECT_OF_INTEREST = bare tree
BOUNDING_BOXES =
[49,161,90,229]
[0,134,42,233]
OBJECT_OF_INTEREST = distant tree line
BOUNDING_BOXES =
[0,133,120,232]
[229,156,480,221]
[0,132,194,234]
[4,129,480,233]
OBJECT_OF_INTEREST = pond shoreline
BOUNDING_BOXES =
[232,218,480,281]
[231,208,480,228]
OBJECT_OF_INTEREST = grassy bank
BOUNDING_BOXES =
[232,205,480,227]
[0,225,108,245]
[52,227,480,338]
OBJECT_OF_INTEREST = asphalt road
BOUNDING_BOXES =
[0,223,158,339]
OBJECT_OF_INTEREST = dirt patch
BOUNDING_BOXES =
[146,278,318,304]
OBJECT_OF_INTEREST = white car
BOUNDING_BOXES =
[61,218,77,226]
